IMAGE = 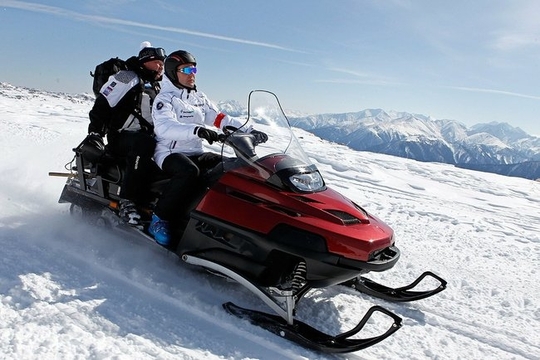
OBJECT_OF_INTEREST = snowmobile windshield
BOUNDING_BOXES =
[221,90,325,193]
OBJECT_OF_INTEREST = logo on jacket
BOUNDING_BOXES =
[102,81,117,96]
[156,101,163,110]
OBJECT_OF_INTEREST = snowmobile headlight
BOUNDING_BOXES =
[289,171,324,192]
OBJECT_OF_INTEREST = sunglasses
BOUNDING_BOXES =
[177,66,197,75]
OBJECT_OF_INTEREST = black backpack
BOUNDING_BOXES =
[90,57,128,97]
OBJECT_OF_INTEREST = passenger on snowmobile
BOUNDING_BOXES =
[148,50,268,245]
[83,41,166,228]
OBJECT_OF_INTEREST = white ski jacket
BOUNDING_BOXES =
[152,76,245,168]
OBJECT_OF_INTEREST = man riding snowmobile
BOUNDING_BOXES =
[148,49,268,245]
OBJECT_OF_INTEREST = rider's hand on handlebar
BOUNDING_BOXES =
[217,133,227,143]
[196,127,220,145]
[250,129,268,144]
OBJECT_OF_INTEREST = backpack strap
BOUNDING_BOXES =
[130,108,154,132]
[118,79,157,134]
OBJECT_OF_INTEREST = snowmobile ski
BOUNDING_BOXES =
[223,302,402,353]
[342,271,447,302]
[184,254,402,353]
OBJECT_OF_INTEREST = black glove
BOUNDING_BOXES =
[83,133,104,149]
[250,129,268,144]
[196,127,219,144]
[80,133,105,162]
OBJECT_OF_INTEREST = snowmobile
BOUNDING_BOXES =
[50,90,446,353]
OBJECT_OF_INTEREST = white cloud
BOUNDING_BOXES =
[448,85,540,101]
[0,0,297,51]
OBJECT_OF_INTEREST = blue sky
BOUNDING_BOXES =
[1,0,540,135]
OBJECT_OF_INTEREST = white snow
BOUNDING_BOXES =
[0,83,539,359]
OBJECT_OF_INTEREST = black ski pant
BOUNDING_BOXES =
[154,152,221,221]
[107,131,156,204]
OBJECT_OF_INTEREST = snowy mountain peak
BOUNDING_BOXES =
[469,121,529,142]
[287,107,540,178]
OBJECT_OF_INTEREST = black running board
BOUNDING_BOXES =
[223,302,402,354]
[342,271,447,302]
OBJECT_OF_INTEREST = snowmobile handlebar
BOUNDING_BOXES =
[221,125,266,145]
[220,126,259,160]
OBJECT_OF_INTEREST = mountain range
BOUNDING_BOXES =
[219,100,540,181]
[1,81,538,180]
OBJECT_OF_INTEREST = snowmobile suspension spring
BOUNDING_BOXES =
[291,262,307,290]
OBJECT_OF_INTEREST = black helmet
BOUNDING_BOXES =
[164,50,197,85]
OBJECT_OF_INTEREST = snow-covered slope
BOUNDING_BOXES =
[1,83,539,359]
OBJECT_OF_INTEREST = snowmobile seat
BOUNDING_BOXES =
[95,152,170,189]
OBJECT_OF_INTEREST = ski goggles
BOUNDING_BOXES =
[139,47,166,62]
[177,66,197,75]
